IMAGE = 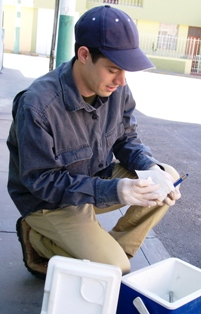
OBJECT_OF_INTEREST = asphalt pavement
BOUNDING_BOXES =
[125,69,201,269]
[0,53,200,314]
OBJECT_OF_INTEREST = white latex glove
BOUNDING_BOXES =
[149,165,181,206]
[117,178,162,207]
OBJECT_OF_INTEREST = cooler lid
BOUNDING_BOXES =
[40,256,122,314]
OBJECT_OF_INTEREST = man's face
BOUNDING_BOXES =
[81,53,126,97]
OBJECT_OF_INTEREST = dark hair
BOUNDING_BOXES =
[74,43,105,63]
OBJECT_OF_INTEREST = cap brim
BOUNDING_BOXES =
[99,47,155,72]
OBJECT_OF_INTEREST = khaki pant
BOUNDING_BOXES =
[25,163,179,275]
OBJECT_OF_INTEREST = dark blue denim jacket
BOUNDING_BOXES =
[7,58,160,217]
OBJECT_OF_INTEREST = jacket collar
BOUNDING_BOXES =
[60,58,108,112]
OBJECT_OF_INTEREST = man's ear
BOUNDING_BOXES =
[77,46,90,64]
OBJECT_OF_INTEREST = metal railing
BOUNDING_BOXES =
[88,0,143,7]
[140,34,201,60]
[191,55,201,74]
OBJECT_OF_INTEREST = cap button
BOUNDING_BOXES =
[105,5,110,8]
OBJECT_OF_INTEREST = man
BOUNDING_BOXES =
[7,5,181,279]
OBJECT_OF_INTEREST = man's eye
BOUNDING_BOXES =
[109,69,117,74]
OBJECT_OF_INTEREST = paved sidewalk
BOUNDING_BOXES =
[0,53,170,314]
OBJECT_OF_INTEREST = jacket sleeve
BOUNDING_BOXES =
[113,85,162,171]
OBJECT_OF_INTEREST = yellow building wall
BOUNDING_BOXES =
[141,0,201,27]
[3,5,15,51]
[20,7,33,53]
[34,0,54,10]
[3,5,34,53]
[178,25,188,39]
[76,0,87,15]
[137,20,159,35]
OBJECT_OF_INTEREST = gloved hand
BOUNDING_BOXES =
[149,165,181,206]
[117,178,162,207]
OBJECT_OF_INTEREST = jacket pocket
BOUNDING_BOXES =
[57,145,93,175]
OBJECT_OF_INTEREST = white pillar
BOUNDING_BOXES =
[14,0,21,54]
[0,0,3,70]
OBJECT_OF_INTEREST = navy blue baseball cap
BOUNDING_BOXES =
[75,5,154,72]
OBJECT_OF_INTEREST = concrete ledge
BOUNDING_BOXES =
[148,55,192,74]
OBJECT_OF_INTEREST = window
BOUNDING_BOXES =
[157,24,178,50]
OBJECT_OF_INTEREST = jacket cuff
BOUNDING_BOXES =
[95,177,120,208]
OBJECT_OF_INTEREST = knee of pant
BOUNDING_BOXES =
[115,258,131,276]
[161,163,180,181]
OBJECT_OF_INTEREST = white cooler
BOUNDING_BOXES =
[40,256,122,314]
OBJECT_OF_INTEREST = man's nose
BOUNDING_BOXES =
[114,71,126,86]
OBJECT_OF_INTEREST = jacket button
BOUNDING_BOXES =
[92,114,98,120]
[98,163,104,168]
